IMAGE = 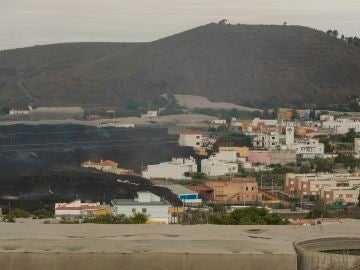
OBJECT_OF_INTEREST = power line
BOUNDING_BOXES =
[0,136,176,148]
[0,126,166,136]
[0,140,179,153]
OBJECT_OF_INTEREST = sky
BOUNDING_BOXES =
[0,0,359,50]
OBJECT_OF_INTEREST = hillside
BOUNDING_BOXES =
[1,23,360,109]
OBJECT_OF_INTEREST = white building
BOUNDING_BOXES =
[252,132,280,150]
[111,191,171,224]
[322,118,360,134]
[290,138,324,159]
[98,122,135,128]
[55,200,100,216]
[141,110,158,118]
[355,138,360,158]
[9,109,30,115]
[142,157,197,180]
[211,119,227,125]
[178,131,203,149]
[285,126,324,159]
[319,114,335,122]
[201,158,238,176]
[285,126,295,146]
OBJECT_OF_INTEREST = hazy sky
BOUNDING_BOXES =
[1,0,359,50]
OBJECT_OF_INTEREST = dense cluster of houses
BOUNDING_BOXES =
[285,172,360,204]
[65,112,360,223]
[54,177,264,224]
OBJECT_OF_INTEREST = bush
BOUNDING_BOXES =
[2,214,15,223]
[32,209,54,219]
[130,213,148,224]
[59,217,80,224]
[10,208,31,218]
[83,214,133,224]
[208,206,288,225]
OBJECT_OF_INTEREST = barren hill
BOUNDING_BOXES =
[1,23,360,109]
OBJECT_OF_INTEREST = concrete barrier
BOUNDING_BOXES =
[295,237,360,270]
[0,253,296,270]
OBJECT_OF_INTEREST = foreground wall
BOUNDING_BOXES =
[295,237,360,270]
[0,253,297,270]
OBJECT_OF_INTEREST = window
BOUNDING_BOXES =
[132,208,136,213]
[196,136,200,139]
[142,208,147,213]
[196,142,200,145]
[252,187,254,191]
[246,187,248,191]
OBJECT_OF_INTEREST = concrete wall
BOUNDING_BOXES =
[0,252,297,270]
[295,237,360,270]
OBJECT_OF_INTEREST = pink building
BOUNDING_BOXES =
[248,150,271,165]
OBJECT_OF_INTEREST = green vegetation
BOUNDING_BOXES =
[1,208,54,222]
[208,207,288,225]
[130,213,148,224]
[189,172,207,180]
[1,215,15,223]
[0,106,9,115]
[59,217,81,224]
[32,209,54,219]
[9,208,32,218]
[216,133,253,148]
[335,154,360,170]
[305,200,331,219]
[82,213,148,224]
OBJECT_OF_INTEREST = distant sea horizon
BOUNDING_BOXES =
[0,0,359,51]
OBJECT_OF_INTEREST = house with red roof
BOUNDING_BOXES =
[81,159,119,170]
[55,200,101,216]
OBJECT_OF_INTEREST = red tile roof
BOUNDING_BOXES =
[81,160,118,167]
[100,160,118,167]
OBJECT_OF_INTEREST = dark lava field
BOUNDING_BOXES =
[0,125,190,211]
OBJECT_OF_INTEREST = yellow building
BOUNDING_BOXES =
[95,208,112,216]
[219,146,249,158]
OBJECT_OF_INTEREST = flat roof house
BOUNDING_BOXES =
[111,191,171,224]
[157,184,202,205]
[142,157,197,180]
[55,200,101,216]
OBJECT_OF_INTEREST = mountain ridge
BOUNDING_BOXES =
[1,23,359,109]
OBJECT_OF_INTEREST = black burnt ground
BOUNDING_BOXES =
[0,171,182,212]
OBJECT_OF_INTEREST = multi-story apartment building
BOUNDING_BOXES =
[252,132,280,150]
[290,138,324,159]
[285,173,360,204]
[322,118,360,134]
